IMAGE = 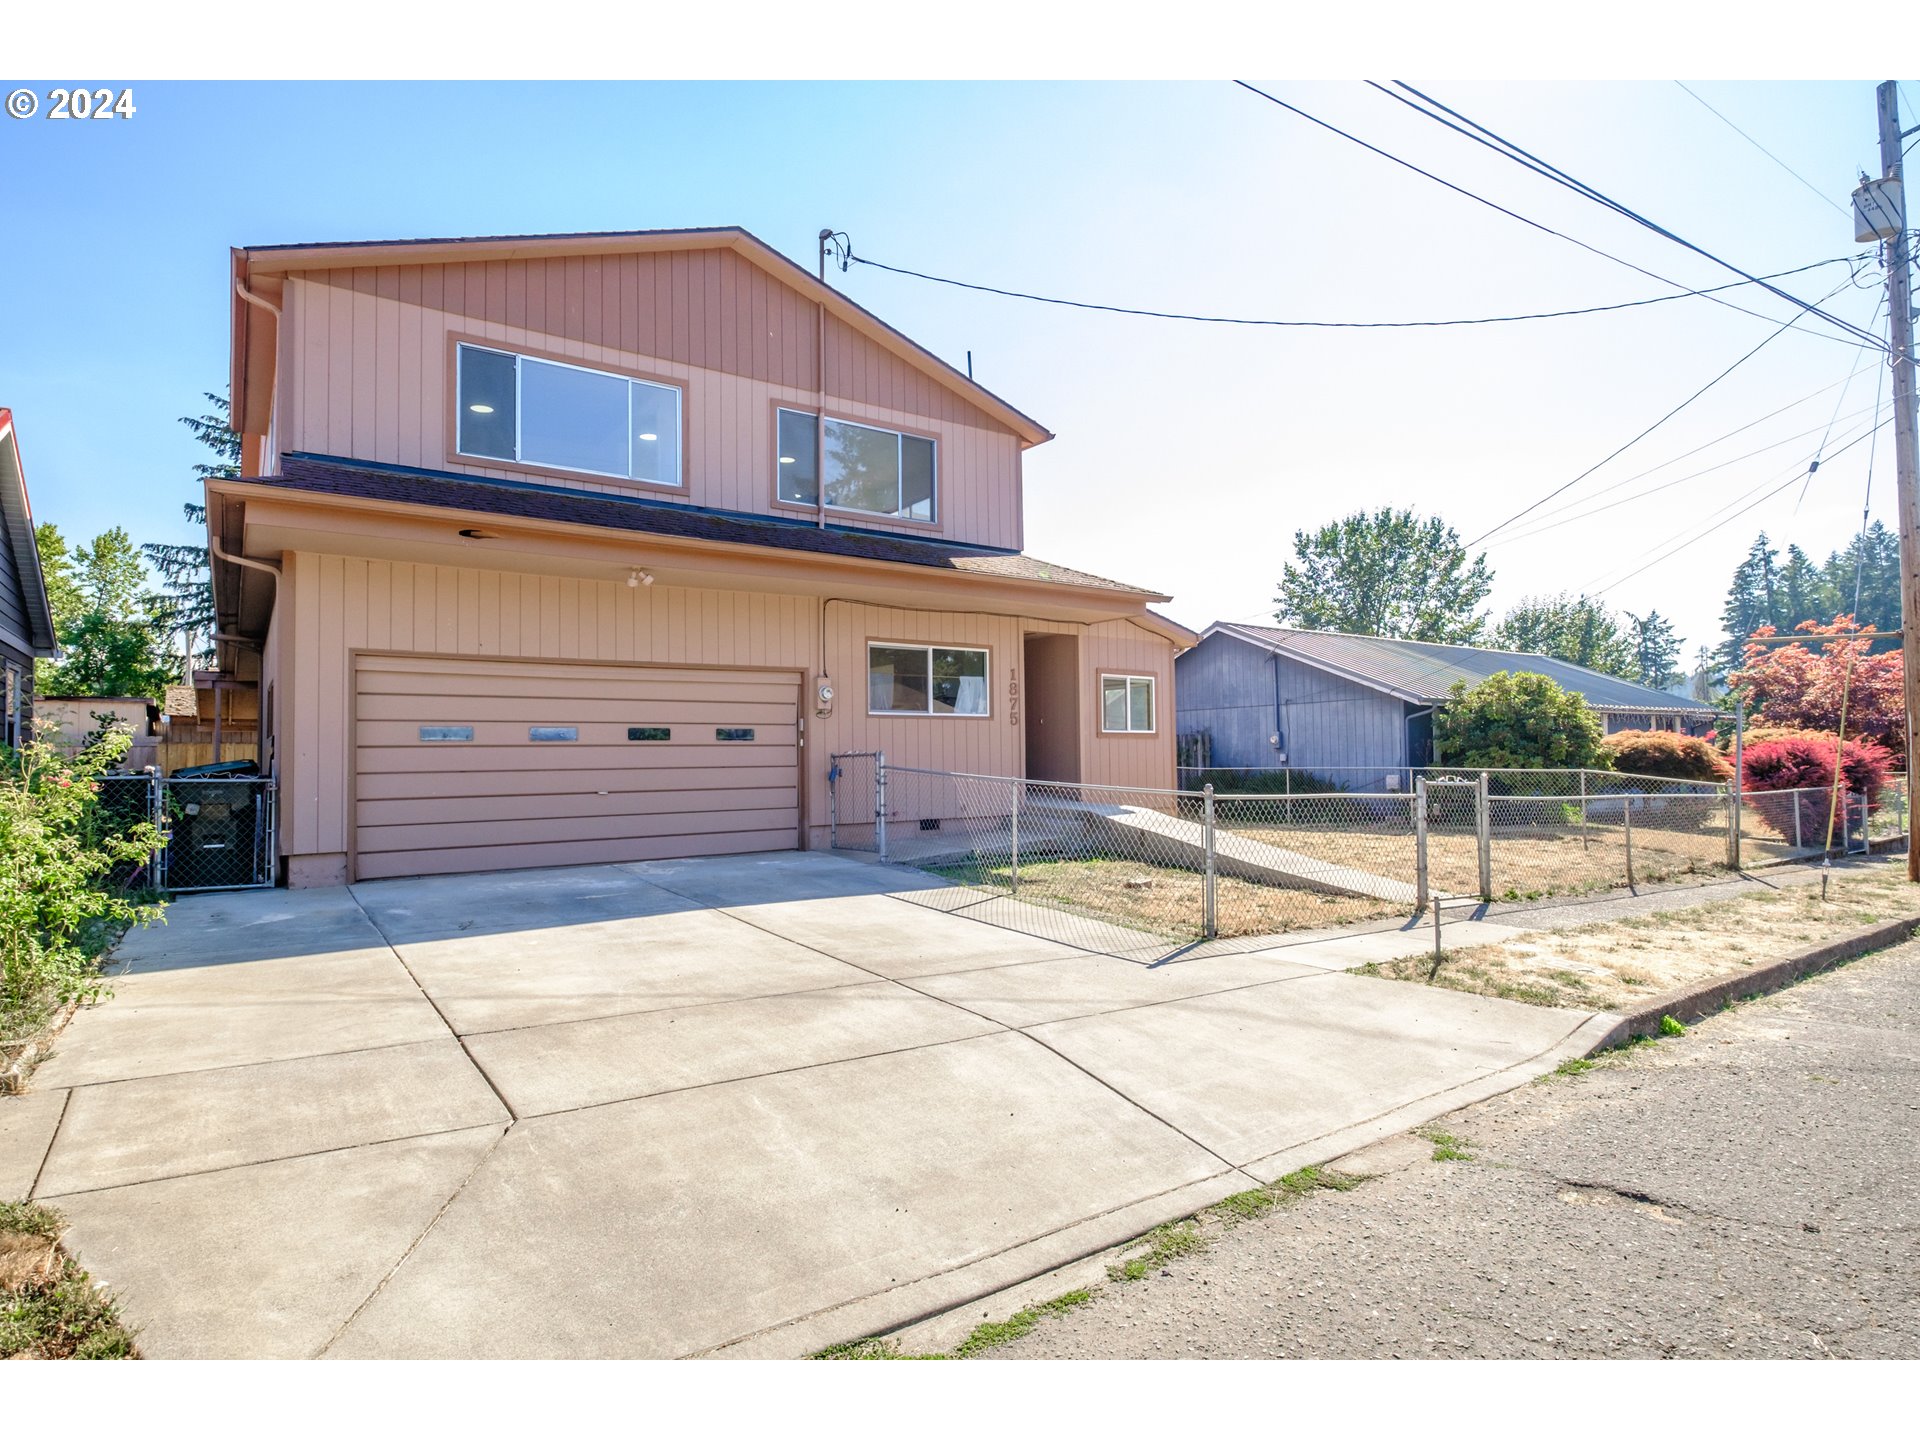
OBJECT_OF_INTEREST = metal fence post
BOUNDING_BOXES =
[1726,778,1741,871]
[1284,768,1293,825]
[1414,776,1430,911]
[1793,797,1802,852]
[875,750,888,864]
[1475,770,1492,900]
[1623,797,1636,889]
[1579,769,1589,852]
[1202,782,1218,940]
[150,768,166,891]
[1009,776,1021,893]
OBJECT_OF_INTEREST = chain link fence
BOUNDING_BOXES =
[830,759,1888,961]
[83,771,278,893]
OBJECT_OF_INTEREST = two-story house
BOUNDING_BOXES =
[208,227,1193,886]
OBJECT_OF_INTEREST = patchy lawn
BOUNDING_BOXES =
[1366,861,1914,1012]
[0,1201,139,1359]
[931,856,1405,939]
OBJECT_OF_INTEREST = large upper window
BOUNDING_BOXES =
[869,644,988,716]
[1101,675,1156,734]
[456,343,682,486]
[778,409,935,522]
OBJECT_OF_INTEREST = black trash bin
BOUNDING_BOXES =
[168,760,262,889]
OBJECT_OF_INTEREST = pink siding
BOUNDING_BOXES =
[274,256,1024,550]
[274,553,1175,868]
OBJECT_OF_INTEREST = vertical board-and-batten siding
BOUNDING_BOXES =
[279,552,1174,864]
[274,252,1024,550]
[0,499,28,653]
[1175,633,1409,776]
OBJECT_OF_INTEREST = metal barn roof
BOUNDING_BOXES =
[1207,623,1715,714]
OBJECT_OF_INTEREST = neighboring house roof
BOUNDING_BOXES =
[1203,622,1717,715]
[0,408,61,658]
[252,454,1169,598]
[230,226,1053,448]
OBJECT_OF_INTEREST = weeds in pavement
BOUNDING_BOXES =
[1548,1056,1596,1079]
[1422,1128,1475,1162]
[953,1291,1094,1357]
[1109,1221,1207,1282]
[1212,1166,1365,1223]
[1659,1014,1688,1037]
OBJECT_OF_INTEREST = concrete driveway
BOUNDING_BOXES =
[3,852,1612,1358]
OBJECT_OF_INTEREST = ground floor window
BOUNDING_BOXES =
[868,643,988,716]
[1100,673,1156,733]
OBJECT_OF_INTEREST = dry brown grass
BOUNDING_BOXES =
[1368,863,1914,1011]
[946,858,1405,939]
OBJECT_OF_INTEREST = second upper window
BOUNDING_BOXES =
[777,409,936,522]
[456,342,682,486]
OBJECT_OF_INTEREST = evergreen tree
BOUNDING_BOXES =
[1820,521,1901,635]
[1776,544,1825,630]
[141,391,238,666]
[1719,533,1780,671]
[1624,609,1685,690]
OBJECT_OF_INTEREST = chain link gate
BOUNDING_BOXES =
[92,771,279,893]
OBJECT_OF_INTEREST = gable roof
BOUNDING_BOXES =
[231,226,1052,447]
[1203,622,1714,715]
[0,409,60,658]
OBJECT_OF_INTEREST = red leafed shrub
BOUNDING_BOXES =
[1601,730,1733,784]
[1730,617,1906,762]
[1740,734,1892,844]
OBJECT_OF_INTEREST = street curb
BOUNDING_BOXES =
[1595,911,1920,1048]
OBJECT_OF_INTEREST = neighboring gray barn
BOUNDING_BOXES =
[1175,623,1717,787]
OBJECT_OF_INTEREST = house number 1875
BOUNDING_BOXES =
[1007,666,1020,727]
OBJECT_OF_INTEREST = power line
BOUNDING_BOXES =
[1466,274,1861,547]
[1232,80,1876,351]
[1797,292,1888,510]
[1585,417,1892,596]
[1379,81,1889,352]
[1674,81,1849,218]
[1486,371,1865,536]
[843,251,1856,331]
[1489,402,1886,547]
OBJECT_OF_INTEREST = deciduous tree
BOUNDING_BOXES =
[1730,616,1905,761]
[1275,508,1492,644]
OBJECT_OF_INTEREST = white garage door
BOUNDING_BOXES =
[353,655,801,880]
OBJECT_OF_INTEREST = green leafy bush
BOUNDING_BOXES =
[1436,672,1607,770]
[1600,730,1733,784]
[1,734,163,1041]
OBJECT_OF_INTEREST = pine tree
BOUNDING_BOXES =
[142,392,239,665]
[1624,609,1685,690]
[1719,533,1780,671]
[1776,544,1827,630]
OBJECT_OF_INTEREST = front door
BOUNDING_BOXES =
[1023,634,1081,783]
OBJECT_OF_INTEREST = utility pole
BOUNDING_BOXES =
[1869,83,1920,880]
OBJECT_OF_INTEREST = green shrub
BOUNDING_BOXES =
[1,734,163,1040]
[1601,730,1733,783]
[1436,672,1607,770]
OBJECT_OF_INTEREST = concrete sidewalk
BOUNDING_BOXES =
[0,853,1607,1359]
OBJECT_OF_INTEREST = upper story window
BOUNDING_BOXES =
[777,408,935,523]
[456,343,682,486]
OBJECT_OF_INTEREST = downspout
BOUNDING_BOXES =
[234,277,282,472]
[815,297,828,530]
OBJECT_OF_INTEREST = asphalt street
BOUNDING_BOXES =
[996,934,1920,1359]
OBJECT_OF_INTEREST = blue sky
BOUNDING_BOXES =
[0,79,1905,660]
